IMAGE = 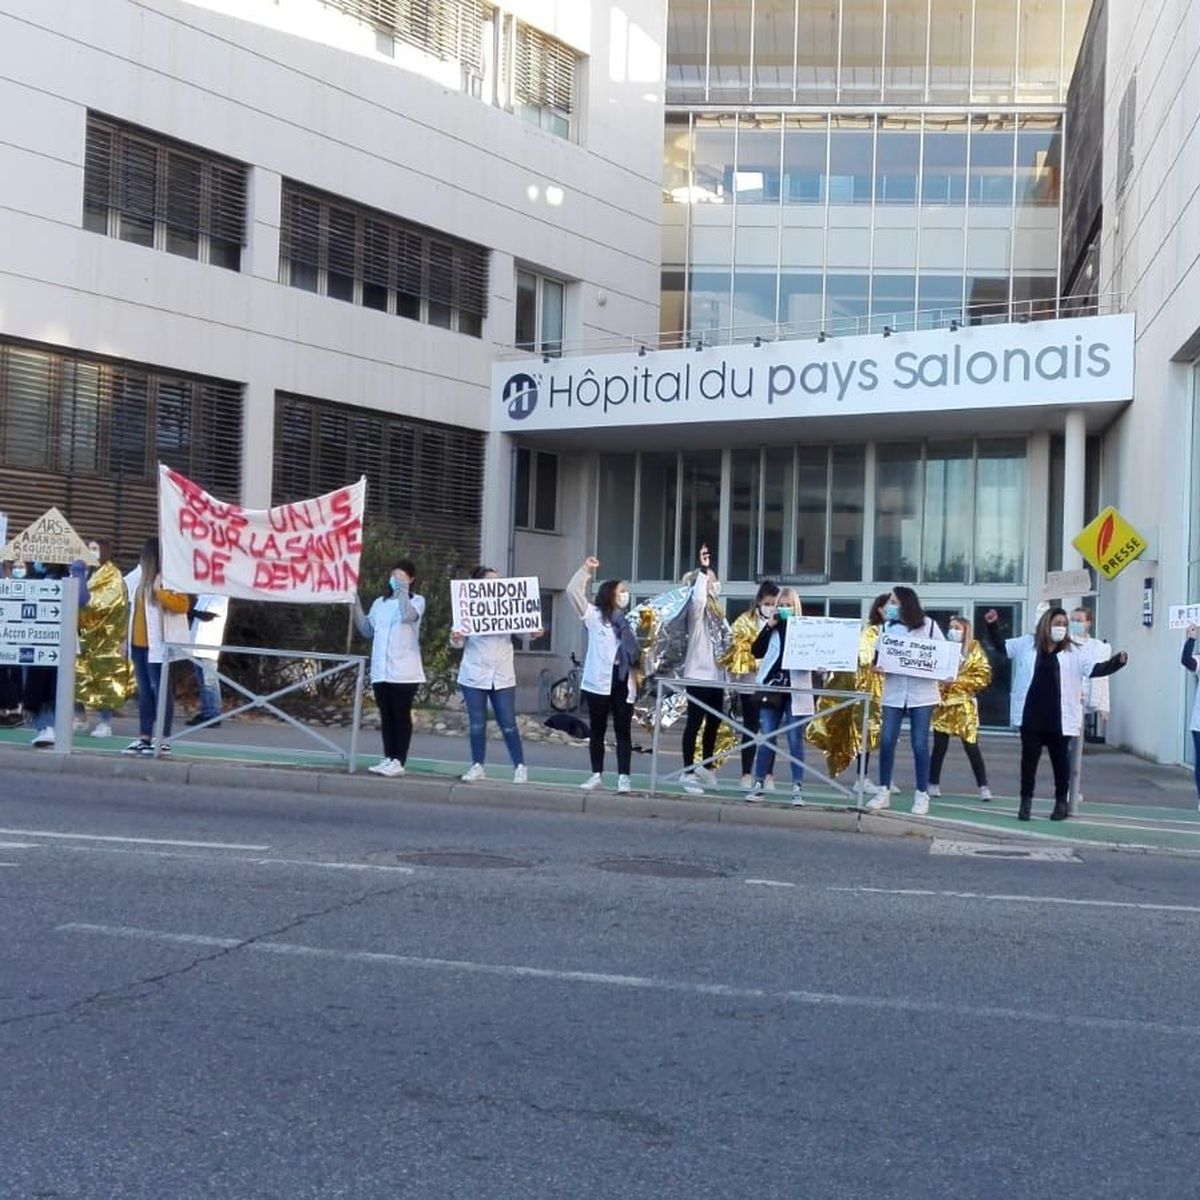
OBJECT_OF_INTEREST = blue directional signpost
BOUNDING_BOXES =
[0,578,65,668]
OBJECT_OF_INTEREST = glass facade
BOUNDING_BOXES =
[661,0,1087,344]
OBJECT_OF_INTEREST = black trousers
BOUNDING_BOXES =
[739,693,762,776]
[1020,728,1071,801]
[682,685,724,769]
[585,668,632,775]
[930,731,989,787]
[374,682,419,764]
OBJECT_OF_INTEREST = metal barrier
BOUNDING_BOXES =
[153,643,368,773]
[649,676,873,816]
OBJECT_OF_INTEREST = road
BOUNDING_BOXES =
[1,771,1198,1199]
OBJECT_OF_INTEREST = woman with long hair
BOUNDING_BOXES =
[723,579,780,789]
[865,585,945,816]
[122,537,190,757]
[355,559,425,778]
[678,543,727,794]
[566,555,640,794]
[452,564,537,785]
[928,615,992,800]
[984,606,1126,821]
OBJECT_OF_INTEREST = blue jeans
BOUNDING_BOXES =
[192,660,222,720]
[461,685,523,767]
[753,702,806,785]
[132,646,173,738]
[1193,730,1200,800]
[879,704,933,792]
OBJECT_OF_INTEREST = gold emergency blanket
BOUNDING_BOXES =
[75,562,131,711]
[931,640,992,744]
[805,624,883,778]
[722,609,762,678]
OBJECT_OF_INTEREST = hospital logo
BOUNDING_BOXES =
[503,373,538,421]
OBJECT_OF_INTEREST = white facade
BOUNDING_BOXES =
[1100,0,1200,764]
[0,0,665,558]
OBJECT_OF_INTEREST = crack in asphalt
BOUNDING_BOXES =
[0,883,411,1031]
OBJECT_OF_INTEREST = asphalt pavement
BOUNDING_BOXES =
[2,769,1199,1198]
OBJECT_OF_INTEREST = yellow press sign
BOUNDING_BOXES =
[1072,507,1147,581]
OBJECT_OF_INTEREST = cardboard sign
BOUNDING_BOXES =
[876,632,962,681]
[451,576,541,636]
[1,508,97,566]
[1041,567,1094,600]
[782,617,860,671]
[1168,604,1200,630]
[158,464,366,603]
[1071,507,1147,581]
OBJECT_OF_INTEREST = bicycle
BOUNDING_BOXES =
[549,652,583,713]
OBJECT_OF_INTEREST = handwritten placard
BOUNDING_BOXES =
[1168,604,1200,630]
[782,617,860,671]
[451,576,541,635]
[158,464,365,602]
[876,631,961,681]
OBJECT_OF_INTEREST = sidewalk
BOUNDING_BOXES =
[4,714,1199,856]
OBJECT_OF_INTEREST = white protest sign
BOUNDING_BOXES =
[1,507,97,566]
[451,576,541,636]
[158,464,366,603]
[782,617,860,671]
[876,631,962,681]
[1168,604,1200,630]
[1041,568,1094,600]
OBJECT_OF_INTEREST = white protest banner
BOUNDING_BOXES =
[1168,604,1200,630]
[876,632,962,681]
[451,576,541,636]
[1,507,97,566]
[158,464,365,603]
[1041,567,1094,600]
[782,617,860,671]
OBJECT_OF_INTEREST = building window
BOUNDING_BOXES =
[324,0,488,73]
[510,20,576,138]
[0,338,242,565]
[83,114,246,270]
[514,447,558,532]
[515,269,565,354]
[274,393,484,562]
[279,182,488,337]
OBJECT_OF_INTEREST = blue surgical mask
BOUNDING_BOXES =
[884,603,900,621]
[776,605,794,620]
[11,564,26,580]
[389,576,402,593]
[1069,620,1087,638]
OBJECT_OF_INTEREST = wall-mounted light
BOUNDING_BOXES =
[694,339,704,352]
[753,336,762,348]
[817,331,827,343]
[949,319,960,332]
[542,353,551,364]
[882,326,892,338]
[637,344,647,357]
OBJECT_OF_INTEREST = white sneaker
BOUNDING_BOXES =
[380,759,406,777]
[617,774,631,794]
[460,763,486,782]
[90,721,112,739]
[32,727,55,747]
[368,758,395,775]
[680,770,704,795]
[693,765,717,786]
[911,790,930,816]
[979,786,992,801]
[746,780,764,803]
[580,772,604,791]
[764,775,776,792]
[740,773,752,789]
[513,764,528,785]
[72,717,86,733]
[928,783,942,797]
[790,784,805,807]
[865,786,891,811]
[890,783,902,794]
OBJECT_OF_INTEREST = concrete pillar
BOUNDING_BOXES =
[1061,408,1087,573]
[239,377,275,508]
[481,430,514,572]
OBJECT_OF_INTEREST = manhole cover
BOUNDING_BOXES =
[930,839,1081,863]
[595,857,728,880]
[395,850,532,870]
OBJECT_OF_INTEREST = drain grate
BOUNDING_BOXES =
[394,850,533,870]
[595,857,728,880]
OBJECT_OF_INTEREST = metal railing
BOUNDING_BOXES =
[648,676,873,819]
[154,643,368,773]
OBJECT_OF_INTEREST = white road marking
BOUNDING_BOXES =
[0,842,38,850]
[0,827,269,851]
[930,839,1081,862]
[0,862,18,867]
[50,846,415,872]
[831,885,1200,914]
[56,922,1200,1038]
[745,878,796,888]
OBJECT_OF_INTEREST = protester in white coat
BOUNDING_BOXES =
[187,594,229,727]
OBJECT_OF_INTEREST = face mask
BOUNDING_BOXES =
[759,604,776,619]
[776,605,794,620]
[1050,625,1068,643]
[11,565,26,580]
[32,561,44,575]
[884,603,900,621]
[1069,621,1087,638]
[616,590,630,609]
[947,627,964,642]
[389,576,403,593]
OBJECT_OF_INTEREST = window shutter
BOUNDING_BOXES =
[280,188,322,273]
[208,162,249,247]
[83,118,114,227]
[514,22,575,114]
[324,0,487,70]
[453,243,489,319]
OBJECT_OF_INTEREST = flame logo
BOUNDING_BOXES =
[1096,512,1115,559]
